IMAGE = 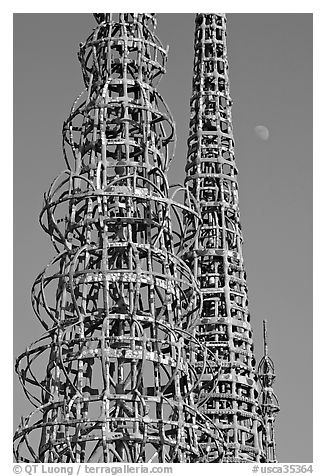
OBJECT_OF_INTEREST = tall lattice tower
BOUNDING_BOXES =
[183,13,278,462]
[14,13,225,463]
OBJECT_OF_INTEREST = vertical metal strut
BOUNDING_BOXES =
[183,13,264,462]
[14,13,224,463]
[258,321,280,462]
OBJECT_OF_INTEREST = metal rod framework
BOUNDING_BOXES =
[14,12,279,464]
[182,13,278,462]
[14,13,225,463]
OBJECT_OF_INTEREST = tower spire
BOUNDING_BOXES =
[183,13,265,462]
[258,320,280,462]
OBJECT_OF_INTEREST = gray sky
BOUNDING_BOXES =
[13,13,312,463]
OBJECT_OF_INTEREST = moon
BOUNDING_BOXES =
[254,125,270,141]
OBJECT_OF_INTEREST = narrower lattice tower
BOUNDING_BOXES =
[258,321,280,463]
[183,13,265,462]
[14,13,225,463]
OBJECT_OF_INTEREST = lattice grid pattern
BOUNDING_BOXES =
[183,13,265,462]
